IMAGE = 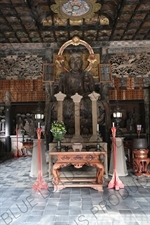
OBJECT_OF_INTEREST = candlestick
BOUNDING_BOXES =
[97,124,99,132]
[32,128,48,191]
[108,125,124,190]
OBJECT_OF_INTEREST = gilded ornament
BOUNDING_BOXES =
[99,15,109,25]
[72,36,81,45]
[51,0,101,21]
[55,36,97,71]
[70,19,83,26]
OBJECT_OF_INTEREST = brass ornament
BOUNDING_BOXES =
[70,19,83,26]
[42,16,53,26]
[99,15,109,25]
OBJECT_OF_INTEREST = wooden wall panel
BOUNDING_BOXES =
[0,79,45,102]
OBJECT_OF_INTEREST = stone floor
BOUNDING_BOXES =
[0,156,150,225]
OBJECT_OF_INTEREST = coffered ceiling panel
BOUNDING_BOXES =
[0,0,150,43]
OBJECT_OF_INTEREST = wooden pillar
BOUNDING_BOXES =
[88,91,100,142]
[54,91,66,121]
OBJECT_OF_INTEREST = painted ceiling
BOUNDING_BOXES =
[0,0,150,43]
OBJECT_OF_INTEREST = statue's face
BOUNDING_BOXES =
[69,55,82,72]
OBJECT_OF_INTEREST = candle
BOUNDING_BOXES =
[97,124,99,132]
[38,122,40,128]
[112,122,115,127]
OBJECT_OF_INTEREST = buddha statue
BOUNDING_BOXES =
[51,52,111,135]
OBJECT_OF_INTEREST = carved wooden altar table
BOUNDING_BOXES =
[49,142,108,178]
[132,149,150,176]
[49,151,106,192]
[21,141,33,156]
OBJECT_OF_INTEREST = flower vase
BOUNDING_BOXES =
[57,140,61,152]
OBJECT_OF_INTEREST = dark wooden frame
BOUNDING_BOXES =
[43,63,54,82]
[99,64,112,82]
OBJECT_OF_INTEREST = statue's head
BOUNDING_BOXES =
[69,53,83,71]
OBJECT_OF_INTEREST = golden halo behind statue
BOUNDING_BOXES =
[55,36,97,72]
